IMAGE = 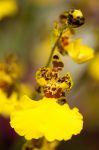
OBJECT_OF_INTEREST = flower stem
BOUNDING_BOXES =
[45,24,69,67]
[45,29,63,67]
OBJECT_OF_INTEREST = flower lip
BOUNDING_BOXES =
[10,96,83,142]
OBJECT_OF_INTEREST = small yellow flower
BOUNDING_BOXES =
[10,96,83,141]
[60,9,85,28]
[0,54,32,117]
[0,84,32,117]
[88,54,99,81]
[66,39,94,63]
[0,90,18,117]
[0,54,22,84]
[0,0,18,20]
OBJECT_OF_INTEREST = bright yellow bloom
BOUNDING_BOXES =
[88,54,99,81]
[10,96,83,141]
[0,0,18,20]
[0,90,18,117]
[66,39,94,63]
[0,84,32,117]
[0,54,32,117]
[0,54,22,83]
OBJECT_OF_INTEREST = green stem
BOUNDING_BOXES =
[45,24,69,67]
[45,30,63,67]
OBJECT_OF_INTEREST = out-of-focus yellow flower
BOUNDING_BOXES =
[8,62,22,80]
[10,96,83,141]
[0,84,32,117]
[0,0,18,20]
[0,54,22,84]
[0,71,12,84]
[0,90,18,117]
[88,54,99,81]
[0,63,22,84]
[66,39,94,63]
[0,54,32,117]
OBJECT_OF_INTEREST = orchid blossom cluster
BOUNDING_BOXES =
[0,9,94,150]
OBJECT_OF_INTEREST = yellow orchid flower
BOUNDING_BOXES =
[0,54,32,117]
[88,54,99,81]
[0,0,18,20]
[66,39,94,63]
[0,84,32,117]
[0,90,18,117]
[10,96,83,141]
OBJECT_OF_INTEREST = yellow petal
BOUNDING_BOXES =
[0,84,32,117]
[66,39,94,63]
[0,0,18,20]
[0,90,18,117]
[10,96,83,141]
[88,54,99,81]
